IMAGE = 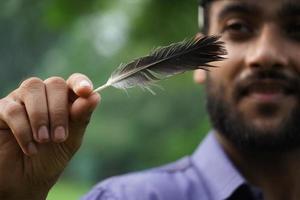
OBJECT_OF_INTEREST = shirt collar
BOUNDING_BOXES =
[191,131,246,200]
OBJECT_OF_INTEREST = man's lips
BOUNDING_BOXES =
[236,79,297,102]
[244,79,293,96]
[233,69,300,103]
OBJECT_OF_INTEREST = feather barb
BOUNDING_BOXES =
[94,35,226,93]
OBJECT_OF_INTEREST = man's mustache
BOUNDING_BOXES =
[233,69,300,101]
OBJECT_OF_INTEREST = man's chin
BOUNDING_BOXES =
[207,94,300,153]
[235,96,298,135]
[242,115,287,134]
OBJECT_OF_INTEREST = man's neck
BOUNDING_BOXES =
[215,132,300,200]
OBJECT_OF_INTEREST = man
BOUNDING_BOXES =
[0,0,299,199]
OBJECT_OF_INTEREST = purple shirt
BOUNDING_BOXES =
[81,132,263,200]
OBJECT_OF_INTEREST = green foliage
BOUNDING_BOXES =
[0,0,211,197]
[47,180,91,200]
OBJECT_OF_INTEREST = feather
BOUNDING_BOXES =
[93,35,226,94]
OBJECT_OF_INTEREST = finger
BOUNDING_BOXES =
[19,78,50,143]
[70,93,100,123]
[0,119,8,129]
[67,93,100,148]
[0,99,37,156]
[66,73,93,97]
[0,99,9,130]
[44,77,69,143]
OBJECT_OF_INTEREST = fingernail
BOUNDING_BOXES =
[79,80,91,88]
[54,126,66,142]
[38,126,49,142]
[27,142,38,155]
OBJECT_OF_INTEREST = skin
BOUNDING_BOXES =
[194,0,300,199]
[0,73,100,199]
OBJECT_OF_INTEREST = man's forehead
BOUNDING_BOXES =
[209,0,298,5]
[209,0,300,18]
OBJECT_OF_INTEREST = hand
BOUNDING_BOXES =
[0,73,100,200]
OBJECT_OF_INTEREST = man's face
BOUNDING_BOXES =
[205,0,300,151]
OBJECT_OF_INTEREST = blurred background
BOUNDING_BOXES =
[0,0,211,199]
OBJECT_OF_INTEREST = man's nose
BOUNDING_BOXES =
[245,25,288,70]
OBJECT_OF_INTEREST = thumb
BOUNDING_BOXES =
[0,119,8,130]
[67,93,100,148]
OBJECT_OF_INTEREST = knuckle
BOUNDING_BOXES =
[44,77,66,87]
[3,102,23,118]
[0,98,9,114]
[20,77,44,91]
[0,98,8,106]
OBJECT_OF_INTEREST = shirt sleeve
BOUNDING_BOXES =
[80,177,120,200]
[80,157,200,200]
[80,174,174,200]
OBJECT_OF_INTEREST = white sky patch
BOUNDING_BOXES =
[92,11,129,57]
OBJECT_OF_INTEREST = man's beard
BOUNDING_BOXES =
[206,73,300,153]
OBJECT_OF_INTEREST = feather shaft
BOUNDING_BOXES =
[94,83,110,93]
[93,35,226,93]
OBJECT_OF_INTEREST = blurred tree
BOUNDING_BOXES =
[0,1,57,95]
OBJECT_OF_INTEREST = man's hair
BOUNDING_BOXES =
[198,0,213,34]
[199,0,212,7]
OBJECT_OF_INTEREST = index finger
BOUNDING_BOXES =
[67,73,93,97]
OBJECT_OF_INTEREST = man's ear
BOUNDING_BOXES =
[194,32,205,40]
[193,69,207,84]
[193,32,207,84]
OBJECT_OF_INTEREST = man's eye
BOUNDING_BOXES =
[222,20,253,40]
[286,24,300,41]
[227,23,249,32]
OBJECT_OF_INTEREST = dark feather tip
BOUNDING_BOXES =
[196,35,227,62]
